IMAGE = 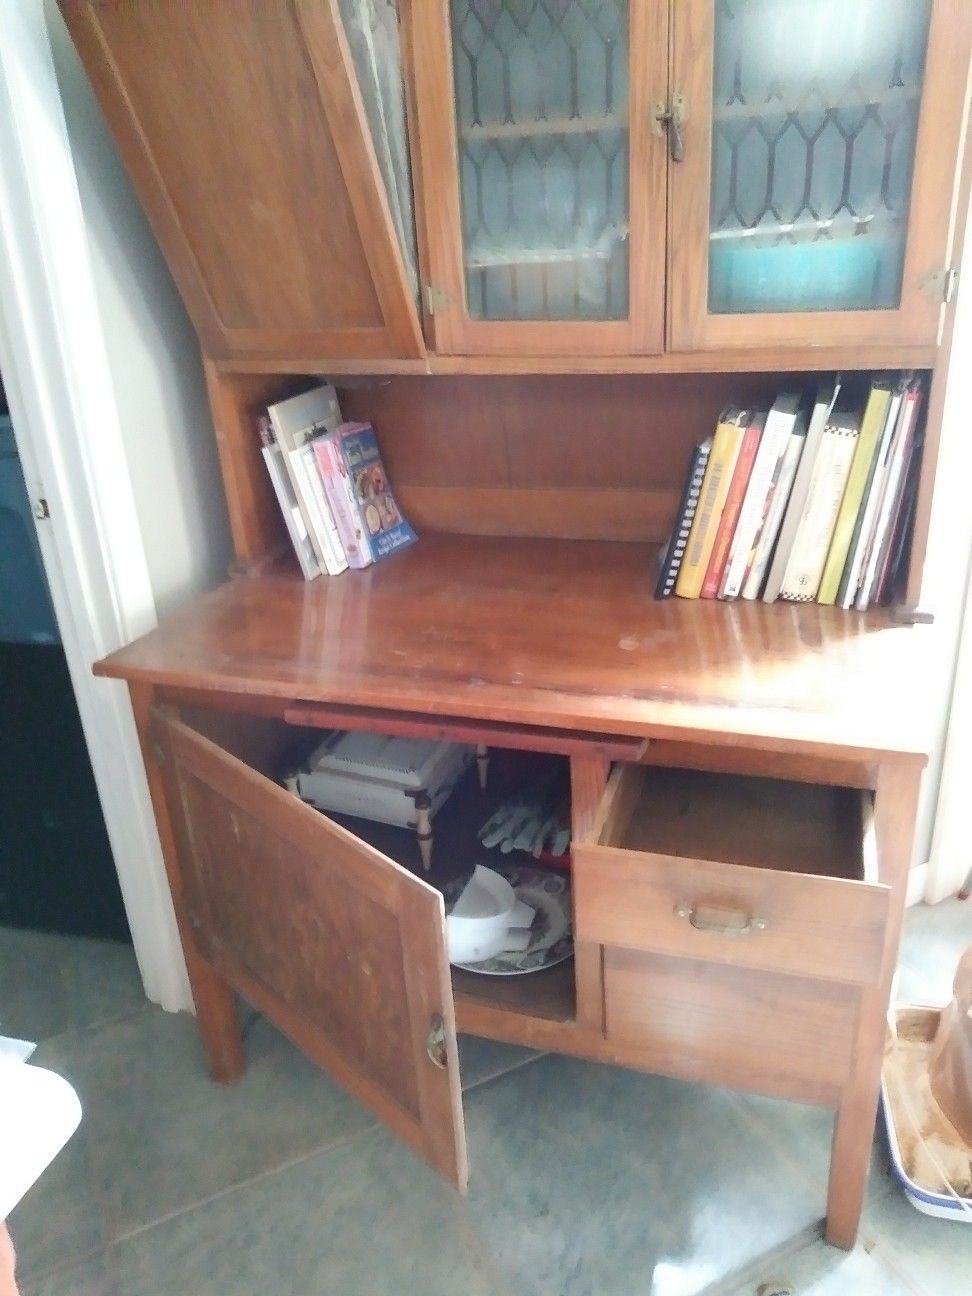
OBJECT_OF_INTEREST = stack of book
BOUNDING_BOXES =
[258,384,416,580]
[656,374,924,610]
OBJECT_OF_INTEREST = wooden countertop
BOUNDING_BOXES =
[95,535,935,763]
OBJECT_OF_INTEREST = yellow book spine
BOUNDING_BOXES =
[675,415,746,598]
[817,386,891,605]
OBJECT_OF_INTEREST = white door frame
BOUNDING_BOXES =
[0,0,191,1011]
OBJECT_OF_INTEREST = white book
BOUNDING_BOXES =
[268,384,344,573]
[762,380,841,603]
[779,413,860,603]
[740,411,808,600]
[837,387,904,610]
[856,384,923,610]
[261,443,321,581]
[295,444,349,576]
[719,392,802,600]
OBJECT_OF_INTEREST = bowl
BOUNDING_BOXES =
[446,865,534,965]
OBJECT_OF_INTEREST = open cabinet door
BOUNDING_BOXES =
[153,708,467,1189]
[59,0,423,363]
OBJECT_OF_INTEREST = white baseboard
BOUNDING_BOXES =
[906,863,929,908]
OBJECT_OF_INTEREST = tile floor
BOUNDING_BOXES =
[2,899,969,1296]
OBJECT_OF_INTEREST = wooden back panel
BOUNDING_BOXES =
[340,372,789,543]
[61,0,423,362]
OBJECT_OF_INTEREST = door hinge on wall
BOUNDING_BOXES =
[424,283,449,315]
[921,266,960,304]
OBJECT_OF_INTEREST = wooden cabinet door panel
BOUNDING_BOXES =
[61,0,423,362]
[153,708,466,1188]
[404,0,669,355]
[669,0,972,352]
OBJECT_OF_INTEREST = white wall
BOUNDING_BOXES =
[912,196,972,888]
[43,0,232,619]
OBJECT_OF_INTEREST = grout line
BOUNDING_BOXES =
[109,1048,551,1246]
[691,1220,823,1296]
[106,1124,380,1249]
[460,1049,550,1095]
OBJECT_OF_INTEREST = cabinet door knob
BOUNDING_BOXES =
[653,94,687,163]
[426,1013,448,1069]
[673,903,767,936]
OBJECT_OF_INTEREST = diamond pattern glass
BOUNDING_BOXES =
[450,0,630,321]
[708,0,932,314]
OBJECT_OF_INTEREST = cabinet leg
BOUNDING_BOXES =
[826,1072,878,1249]
[475,744,489,790]
[825,761,923,1249]
[186,946,246,1084]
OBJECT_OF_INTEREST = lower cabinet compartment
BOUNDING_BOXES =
[602,946,859,1105]
[177,706,580,1035]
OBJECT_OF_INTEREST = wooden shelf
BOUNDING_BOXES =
[453,959,577,1046]
[461,113,625,142]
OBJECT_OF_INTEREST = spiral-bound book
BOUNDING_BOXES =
[655,436,713,598]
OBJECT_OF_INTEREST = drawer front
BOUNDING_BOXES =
[603,948,859,1104]
[573,842,890,987]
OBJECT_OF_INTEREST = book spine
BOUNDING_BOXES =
[856,387,922,610]
[817,385,891,605]
[780,423,859,602]
[655,440,712,599]
[762,381,840,603]
[701,416,761,599]
[261,443,320,580]
[878,439,922,605]
[675,413,746,599]
[741,423,806,600]
[297,445,349,576]
[719,418,788,600]
[837,389,903,609]
[314,438,372,569]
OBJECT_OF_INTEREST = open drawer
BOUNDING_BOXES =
[572,765,889,988]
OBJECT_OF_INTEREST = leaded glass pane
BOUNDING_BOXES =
[708,0,932,314]
[450,0,630,321]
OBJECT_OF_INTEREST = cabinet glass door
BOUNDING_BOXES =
[408,0,668,354]
[670,0,968,351]
[452,0,630,322]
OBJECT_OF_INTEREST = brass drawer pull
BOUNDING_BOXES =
[674,903,768,936]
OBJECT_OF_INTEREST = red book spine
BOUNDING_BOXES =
[700,418,762,599]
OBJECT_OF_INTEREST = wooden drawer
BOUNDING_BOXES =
[602,948,859,1105]
[573,765,889,987]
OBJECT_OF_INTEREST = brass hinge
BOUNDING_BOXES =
[424,283,449,315]
[921,266,959,304]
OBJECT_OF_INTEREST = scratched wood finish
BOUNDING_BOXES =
[153,707,467,1188]
[94,535,933,764]
[129,683,245,1083]
[59,0,422,362]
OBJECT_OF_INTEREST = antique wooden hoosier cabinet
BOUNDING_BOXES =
[61,0,972,1248]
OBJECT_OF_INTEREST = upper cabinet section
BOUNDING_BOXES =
[668,0,971,352]
[406,0,669,354]
[63,1,971,367]
[60,0,424,362]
